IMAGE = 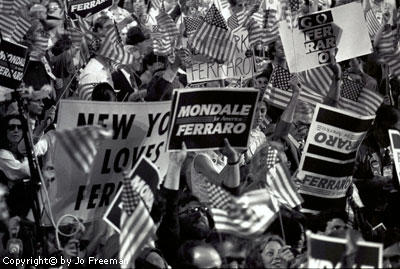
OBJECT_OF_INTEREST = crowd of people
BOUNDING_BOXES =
[0,0,400,268]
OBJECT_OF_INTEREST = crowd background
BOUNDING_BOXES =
[0,0,400,268]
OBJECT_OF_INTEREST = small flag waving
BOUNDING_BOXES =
[156,10,180,38]
[207,182,279,238]
[266,155,304,208]
[98,26,135,65]
[191,4,236,63]
[363,0,381,38]
[120,174,156,268]
[55,126,113,173]
[151,25,173,56]
[254,8,279,45]
[184,17,203,36]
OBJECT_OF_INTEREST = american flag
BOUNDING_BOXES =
[33,30,50,54]
[120,174,156,268]
[76,15,91,32]
[10,16,32,42]
[387,48,400,79]
[76,83,97,100]
[191,4,236,63]
[151,25,173,56]
[151,0,162,10]
[299,65,334,96]
[1,0,14,14]
[207,182,279,238]
[338,83,384,116]
[55,126,113,173]
[98,26,135,65]
[244,16,264,47]
[281,0,301,29]
[12,0,29,12]
[227,9,246,30]
[265,66,324,109]
[376,28,397,58]
[0,13,17,38]
[363,0,380,38]
[266,160,303,208]
[216,0,230,10]
[340,78,363,101]
[254,8,279,45]
[156,10,180,38]
[184,17,202,36]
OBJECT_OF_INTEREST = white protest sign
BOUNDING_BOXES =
[389,129,400,185]
[186,29,255,83]
[279,2,373,73]
[44,100,171,225]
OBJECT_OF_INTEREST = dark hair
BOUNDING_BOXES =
[91,83,116,101]
[142,53,166,69]
[126,26,146,46]
[93,16,109,33]
[0,114,23,150]
[176,240,216,269]
[51,34,72,56]
[315,209,348,233]
[375,105,400,129]
[178,193,215,229]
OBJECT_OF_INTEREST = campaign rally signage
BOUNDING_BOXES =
[186,30,256,83]
[103,156,160,233]
[44,100,170,225]
[168,88,259,151]
[0,40,28,90]
[67,0,112,17]
[298,104,375,213]
[307,231,383,268]
[279,2,373,72]
[389,129,400,185]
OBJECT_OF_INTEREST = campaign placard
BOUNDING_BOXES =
[279,2,373,72]
[186,30,256,83]
[67,0,113,18]
[389,129,400,185]
[307,231,383,268]
[0,40,28,90]
[167,88,259,151]
[298,104,375,213]
[103,156,160,233]
[44,100,170,225]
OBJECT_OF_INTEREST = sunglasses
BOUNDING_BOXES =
[7,124,23,131]
[178,206,209,216]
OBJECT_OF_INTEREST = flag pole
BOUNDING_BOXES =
[278,209,287,243]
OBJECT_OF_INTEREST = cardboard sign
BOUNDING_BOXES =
[389,129,400,185]
[167,88,259,151]
[67,0,113,17]
[186,30,256,83]
[103,156,160,233]
[0,40,28,90]
[299,104,375,213]
[44,100,170,225]
[307,231,383,268]
[279,2,373,72]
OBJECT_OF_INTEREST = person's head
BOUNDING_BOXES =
[268,39,285,61]
[290,101,314,142]
[246,234,285,268]
[135,247,169,269]
[93,16,113,37]
[211,234,248,268]
[252,99,268,129]
[27,90,50,118]
[178,193,213,240]
[1,115,24,148]
[373,105,400,148]
[176,240,222,269]
[255,72,269,91]
[51,34,72,56]
[126,26,152,58]
[228,0,249,12]
[316,209,348,235]
[384,243,400,268]
[30,4,48,20]
[142,53,166,73]
[91,83,116,101]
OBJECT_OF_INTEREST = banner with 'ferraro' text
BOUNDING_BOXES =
[307,231,382,268]
[299,104,375,213]
[167,88,259,151]
[67,0,113,17]
[0,40,27,90]
[44,100,170,225]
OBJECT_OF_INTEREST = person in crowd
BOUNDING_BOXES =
[315,209,349,235]
[210,233,248,268]
[176,240,222,269]
[91,83,117,102]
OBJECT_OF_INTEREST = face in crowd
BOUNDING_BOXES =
[261,239,284,267]
[28,97,45,118]
[253,101,267,129]
[178,200,211,240]
[7,118,23,146]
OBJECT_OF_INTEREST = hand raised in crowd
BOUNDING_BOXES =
[169,142,187,167]
[220,138,240,164]
[271,246,295,268]
[289,74,301,94]
[44,105,56,127]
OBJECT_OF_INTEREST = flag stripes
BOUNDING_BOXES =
[264,86,324,109]
[10,16,31,42]
[0,13,17,38]
[299,65,334,96]
[363,0,380,37]
[55,126,113,173]
[98,27,135,65]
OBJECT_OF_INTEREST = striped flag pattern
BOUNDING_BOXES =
[266,161,303,208]
[120,175,156,268]
[76,15,91,32]
[55,126,113,173]
[156,10,180,38]
[98,26,135,65]
[151,25,173,56]
[376,28,397,57]
[338,86,384,116]
[12,0,29,12]
[191,4,236,63]
[76,83,97,100]
[299,65,334,96]
[227,9,246,31]
[0,13,17,38]
[10,16,32,42]
[363,0,380,38]
[1,0,14,14]
[151,0,162,10]
[387,48,400,79]
[216,0,230,10]
[254,8,279,45]
[207,182,279,238]
[244,16,264,47]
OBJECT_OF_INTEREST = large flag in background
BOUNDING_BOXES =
[299,65,334,96]
[184,16,203,36]
[55,126,113,173]
[191,4,236,63]
[151,25,173,56]
[253,7,279,45]
[265,148,304,208]
[120,174,156,268]
[363,0,380,38]
[265,65,324,109]
[207,182,279,238]
[98,26,135,65]
[10,16,32,43]
[227,9,246,31]
[156,9,180,38]
[0,13,18,39]
[375,28,400,79]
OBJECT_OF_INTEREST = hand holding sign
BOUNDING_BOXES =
[221,138,241,164]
